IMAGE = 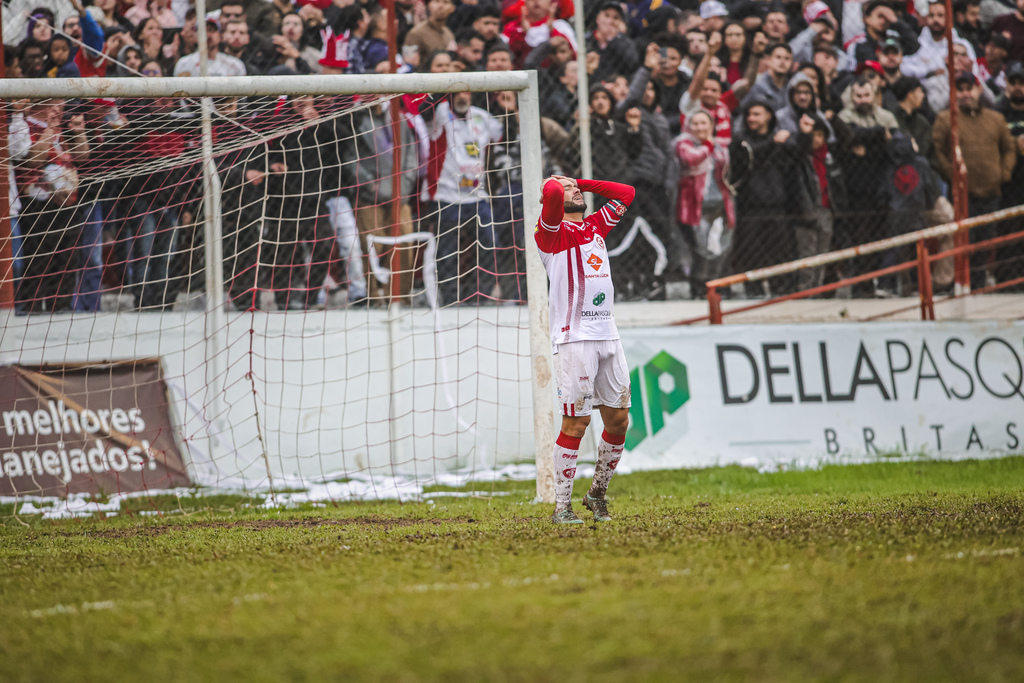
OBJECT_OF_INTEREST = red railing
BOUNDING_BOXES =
[674,205,1024,326]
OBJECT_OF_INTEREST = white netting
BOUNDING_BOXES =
[0,77,541,507]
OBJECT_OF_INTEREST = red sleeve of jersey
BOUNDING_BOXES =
[721,90,739,112]
[576,179,635,206]
[540,178,565,228]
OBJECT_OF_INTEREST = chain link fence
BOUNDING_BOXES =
[3,0,1024,308]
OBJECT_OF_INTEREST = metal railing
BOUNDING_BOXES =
[672,205,1024,325]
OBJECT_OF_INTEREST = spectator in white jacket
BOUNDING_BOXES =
[902,1,978,110]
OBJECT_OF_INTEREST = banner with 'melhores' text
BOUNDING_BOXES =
[0,361,191,497]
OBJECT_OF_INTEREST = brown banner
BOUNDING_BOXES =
[0,360,191,497]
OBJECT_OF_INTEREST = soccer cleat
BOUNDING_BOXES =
[551,507,584,525]
[582,493,612,522]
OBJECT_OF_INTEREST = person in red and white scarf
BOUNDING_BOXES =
[502,0,577,69]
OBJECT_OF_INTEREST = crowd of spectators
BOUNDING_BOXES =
[3,0,1024,311]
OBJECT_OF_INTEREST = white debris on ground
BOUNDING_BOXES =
[4,463,549,519]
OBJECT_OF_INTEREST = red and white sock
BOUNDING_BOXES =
[589,430,624,498]
[553,431,581,510]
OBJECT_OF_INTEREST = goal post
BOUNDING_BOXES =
[0,71,555,504]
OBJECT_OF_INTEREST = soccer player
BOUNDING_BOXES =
[536,175,636,524]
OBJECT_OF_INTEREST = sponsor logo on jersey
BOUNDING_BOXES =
[464,142,480,157]
[593,292,606,306]
[582,310,612,319]
[587,254,603,271]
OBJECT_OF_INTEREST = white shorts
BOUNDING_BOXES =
[554,339,631,417]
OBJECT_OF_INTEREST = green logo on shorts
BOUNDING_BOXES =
[592,292,606,306]
[625,352,689,451]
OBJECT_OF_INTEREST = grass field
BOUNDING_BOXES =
[2,457,1023,682]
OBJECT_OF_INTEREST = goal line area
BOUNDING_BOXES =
[0,72,558,512]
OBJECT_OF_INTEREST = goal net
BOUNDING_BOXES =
[0,72,555,514]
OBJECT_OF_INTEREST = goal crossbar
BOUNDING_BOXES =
[0,72,533,100]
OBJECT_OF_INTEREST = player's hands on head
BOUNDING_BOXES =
[549,174,577,190]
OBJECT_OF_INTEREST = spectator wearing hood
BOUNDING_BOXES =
[776,71,835,141]
[728,100,804,295]
[584,84,635,183]
[776,71,845,290]
[876,130,940,294]
[46,36,81,78]
[800,115,847,290]
[614,70,679,299]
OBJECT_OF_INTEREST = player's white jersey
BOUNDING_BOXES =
[422,100,503,205]
[535,200,628,351]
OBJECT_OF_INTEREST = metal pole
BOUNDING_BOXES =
[572,0,592,190]
[196,0,229,465]
[386,0,402,470]
[195,2,225,317]
[0,73,534,99]
[707,286,722,324]
[916,239,935,320]
[519,71,556,504]
[387,0,403,304]
[944,0,970,293]
[0,4,15,308]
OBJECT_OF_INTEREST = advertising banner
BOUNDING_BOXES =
[0,360,191,497]
[618,321,1024,470]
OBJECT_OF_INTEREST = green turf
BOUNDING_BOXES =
[2,458,1023,682]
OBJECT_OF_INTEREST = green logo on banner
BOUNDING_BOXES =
[625,351,690,450]
[593,292,606,306]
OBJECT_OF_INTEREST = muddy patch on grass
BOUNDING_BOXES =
[34,516,477,539]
